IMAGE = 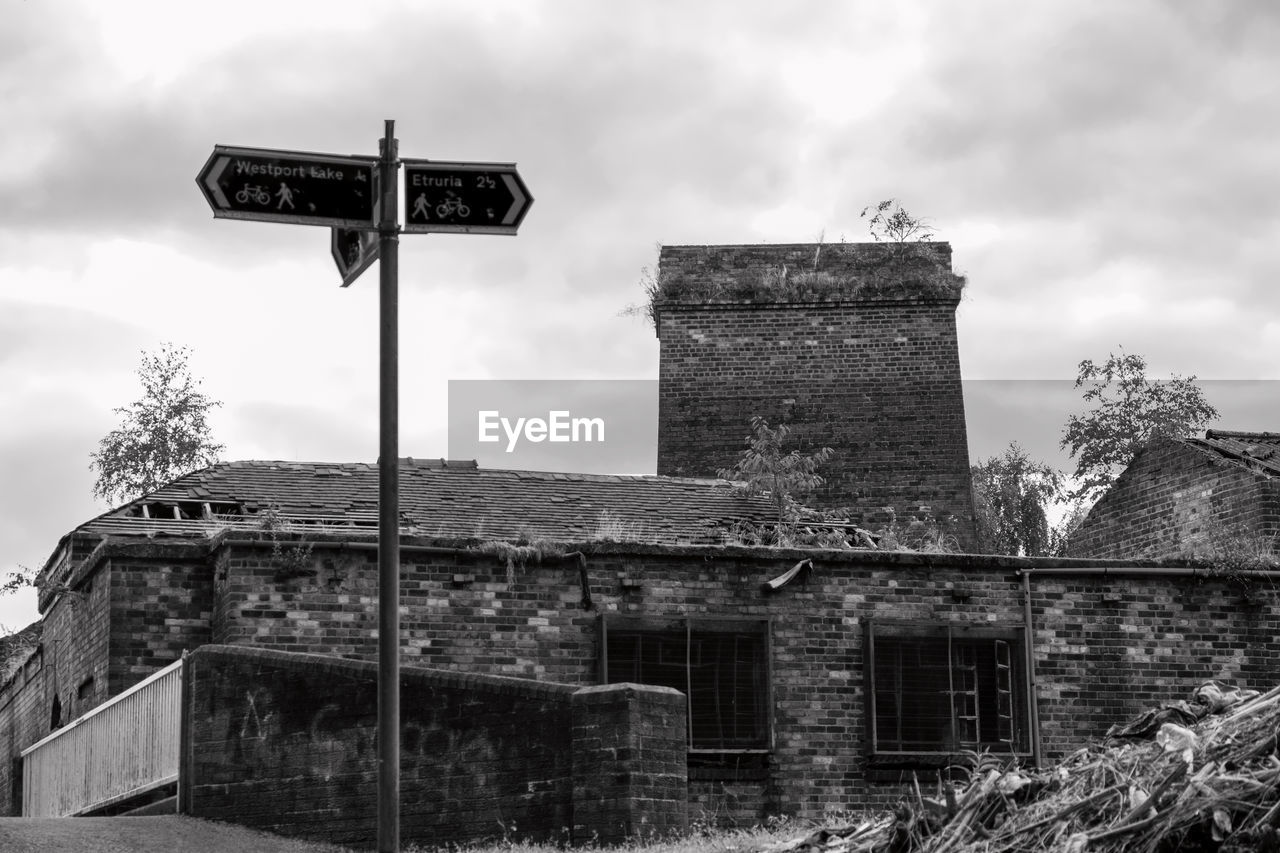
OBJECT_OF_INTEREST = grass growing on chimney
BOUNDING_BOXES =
[637,247,966,330]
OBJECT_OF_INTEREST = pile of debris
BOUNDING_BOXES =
[760,682,1280,852]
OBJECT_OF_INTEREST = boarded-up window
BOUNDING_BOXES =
[866,621,1030,755]
[601,616,770,752]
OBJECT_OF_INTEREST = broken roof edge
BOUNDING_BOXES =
[1204,429,1280,442]
[148,457,741,487]
[1175,432,1280,479]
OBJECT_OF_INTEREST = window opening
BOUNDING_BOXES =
[869,622,1028,754]
[603,616,769,752]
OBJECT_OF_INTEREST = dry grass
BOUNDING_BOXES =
[404,819,812,853]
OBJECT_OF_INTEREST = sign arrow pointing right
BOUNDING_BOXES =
[500,173,526,226]
[401,160,532,235]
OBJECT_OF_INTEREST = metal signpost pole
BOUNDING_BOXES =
[197,124,529,853]
[376,119,401,853]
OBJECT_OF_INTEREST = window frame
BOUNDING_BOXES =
[599,613,773,755]
[864,619,1033,760]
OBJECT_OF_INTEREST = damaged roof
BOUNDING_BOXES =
[1182,430,1280,479]
[64,458,776,549]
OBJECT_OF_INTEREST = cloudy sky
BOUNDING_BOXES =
[2,0,1278,629]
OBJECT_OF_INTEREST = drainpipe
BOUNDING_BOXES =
[1015,564,1280,770]
[1019,571,1042,768]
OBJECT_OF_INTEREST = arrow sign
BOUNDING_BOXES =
[197,145,378,228]
[401,160,532,235]
[332,228,380,288]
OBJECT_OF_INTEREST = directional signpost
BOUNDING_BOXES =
[197,145,378,228]
[197,124,531,853]
[402,160,532,235]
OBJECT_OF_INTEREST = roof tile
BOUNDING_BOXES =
[79,460,776,546]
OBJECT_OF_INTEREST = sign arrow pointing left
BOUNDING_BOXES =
[196,145,378,228]
[203,156,232,208]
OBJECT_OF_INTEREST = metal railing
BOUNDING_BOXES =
[21,659,182,817]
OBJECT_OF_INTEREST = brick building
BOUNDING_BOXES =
[3,459,1279,842]
[1069,430,1280,559]
[655,242,976,549]
[3,244,1279,845]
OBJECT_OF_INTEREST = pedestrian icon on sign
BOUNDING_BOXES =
[411,193,431,221]
[276,183,295,210]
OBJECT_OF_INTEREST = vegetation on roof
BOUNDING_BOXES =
[637,249,966,327]
[628,202,966,327]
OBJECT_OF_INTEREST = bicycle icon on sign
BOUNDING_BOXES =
[435,196,471,218]
[236,184,271,205]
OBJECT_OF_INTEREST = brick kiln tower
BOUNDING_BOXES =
[655,242,977,548]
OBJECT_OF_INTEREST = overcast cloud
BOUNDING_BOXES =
[2,0,1278,629]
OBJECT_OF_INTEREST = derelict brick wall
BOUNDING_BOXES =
[182,645,687,848]
[109,557,213,696]
[210,539,1280,821]
[0,565,111,815]
[1026,574,1279,758]
[572,683,688,842]
[655,244,976,549]
[214,543,599,681]
[0,651,45,815]
[1069,439,1278,559]
[43,567,111,722]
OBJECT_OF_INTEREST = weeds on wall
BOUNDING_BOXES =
[1170,523,1280,598]
[639,255,965,328]
[0,623,40,683]
[1,563,85,609]
[873,507,961,554]
[256,505,316,582]
[477,535,566,583]
[626,202,966,329]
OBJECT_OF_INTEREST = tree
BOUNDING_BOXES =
[971,443,1067,556]
[860,198,935,246]
[718,417,834,528]
[90,343,225,505]
[1061,349,1218,503]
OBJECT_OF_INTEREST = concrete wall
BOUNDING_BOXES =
[654,244,976,549]
[180,645,686,848]
[1070,439,1280,559]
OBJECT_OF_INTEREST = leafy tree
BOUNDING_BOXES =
[718,417,834,528]
[1061,349,1218,503]
[971,443,1066,556]
[1047,499,1090,557]
[90,343,225,505]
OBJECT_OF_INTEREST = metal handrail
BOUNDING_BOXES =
[21,659,182,816]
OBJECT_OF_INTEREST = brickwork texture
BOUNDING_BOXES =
[5,539,1279,827]
[1070,438,1280,559]
[200,540,1280,819]
[655,244,977,549]
[180,644,686,848]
